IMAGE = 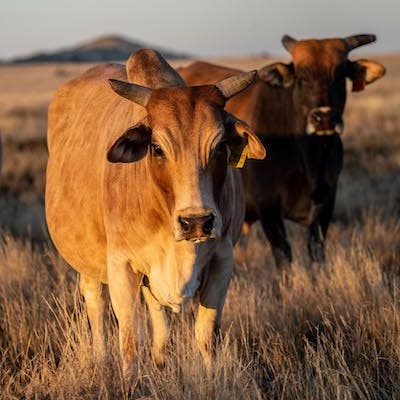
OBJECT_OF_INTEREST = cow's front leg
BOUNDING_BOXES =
[79,273,105,362]
[308,220,326,263]
[195,240,233,370]
[141,284,169,367]
[107,254,142,380]
[308,188,336,264]
[259,209,292,269]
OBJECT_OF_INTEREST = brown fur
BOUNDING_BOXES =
[291,39,347,69]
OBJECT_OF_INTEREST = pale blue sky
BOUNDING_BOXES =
[1,0,398,60]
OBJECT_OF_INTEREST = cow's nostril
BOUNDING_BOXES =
[178,216,191,233]
[310,111,322,123]
[177,212,216,239]
[203,214,215,234]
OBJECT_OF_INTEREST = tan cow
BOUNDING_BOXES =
[45,49,265,378]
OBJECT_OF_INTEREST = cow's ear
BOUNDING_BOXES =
[348,59,385,92]
[225,117,266,168]
[258,62,295,88]
[107,124,151,163]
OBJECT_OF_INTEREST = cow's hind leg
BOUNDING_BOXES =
[79,273,105,361]
[107,255,142,381]
[259,210,292,269]
[142,285,169,367]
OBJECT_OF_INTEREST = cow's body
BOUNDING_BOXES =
[47,62,243,283]
[179,34,385,267]
[46,49,265,377]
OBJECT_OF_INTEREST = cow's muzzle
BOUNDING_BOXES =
[175,208,217,242]
[306,107,344,136]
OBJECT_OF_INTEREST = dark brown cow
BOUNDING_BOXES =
[179,34,385,268]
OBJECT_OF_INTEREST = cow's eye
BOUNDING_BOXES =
[214,141,228,159]
[151,143,164,157]
[215,141,227,153]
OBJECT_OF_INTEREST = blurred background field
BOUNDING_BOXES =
[0,52,399,398]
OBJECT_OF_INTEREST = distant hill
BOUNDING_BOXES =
[9,35,189,63]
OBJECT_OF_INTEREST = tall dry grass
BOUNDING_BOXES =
[0,54,399,398]
[0,210,399,399]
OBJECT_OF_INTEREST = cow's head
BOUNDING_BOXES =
[106,66,265,308]
[107,72,264,241]
[258,34,385,135]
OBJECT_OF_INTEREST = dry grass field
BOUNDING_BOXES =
[0,54,399,399]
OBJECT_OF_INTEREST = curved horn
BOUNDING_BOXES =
[108,79,152,107]
[216,70,257,100]
[343,34,376,52]
[282,35,297,53]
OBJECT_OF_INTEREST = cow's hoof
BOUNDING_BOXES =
[121,361,134,383]
[153,352,166,370]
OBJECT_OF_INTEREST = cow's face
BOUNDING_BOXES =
[106,72,265,309]
[107,76,265,242]
[144,86,258,242]
[259,34,385,135]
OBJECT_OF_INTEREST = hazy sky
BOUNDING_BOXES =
[1,0,398,60]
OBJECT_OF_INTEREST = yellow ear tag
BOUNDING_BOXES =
[230,145,248,168]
